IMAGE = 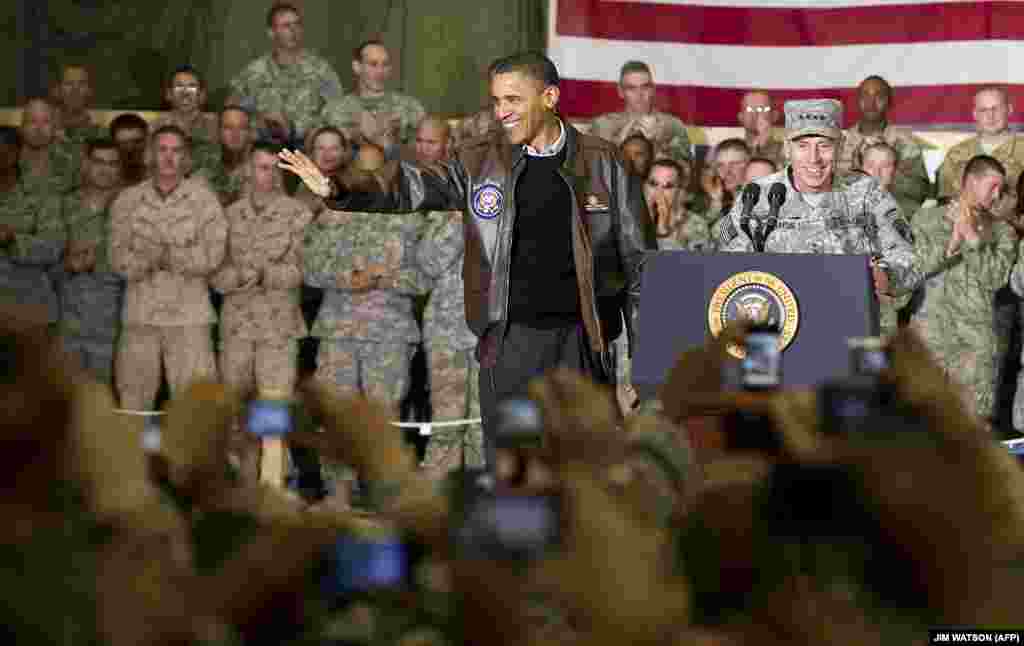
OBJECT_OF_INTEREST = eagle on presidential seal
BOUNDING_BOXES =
[708,271,800,358]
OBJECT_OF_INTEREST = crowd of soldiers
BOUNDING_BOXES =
[4,1,1024,505]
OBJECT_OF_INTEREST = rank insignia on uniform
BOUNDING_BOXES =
[708,271,800,358]
[583,193,610,211]
[471,182,504,220]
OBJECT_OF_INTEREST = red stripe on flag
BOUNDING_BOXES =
[558,79,1024,126]
[555,0,1023,47]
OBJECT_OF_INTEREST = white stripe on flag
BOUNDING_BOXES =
[549,36,1022,89]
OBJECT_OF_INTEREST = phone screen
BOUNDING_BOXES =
[742,330,781,390]
[246,399,293,437]
[454,494,561,562]
[322,534,409,597]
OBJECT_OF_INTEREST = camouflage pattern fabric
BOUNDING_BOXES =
[839,122,932,207]
[18,142,81,197]
[655,207,713,252]
[0,181,65,322]
[321,92,427,146]
[47,190,124,383]
[60,119,105,147]
[421,348,484,474]
[717,168,918,292]
[937,135,1024,216]
[116,323,218,410]
[303,210,431,345]
[229,50,343,139]
[909,203,1017,421]
[315,339,416,411]
[194,156,250,207]
[589,110,693,163]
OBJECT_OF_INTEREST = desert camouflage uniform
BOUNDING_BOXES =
[415,211,484,474]
[0,182,64,322]
[746,135,786,169]
[321,92,427,147]
[229,50,343,140]
[48,191,124,383]
[303,210,431,409]
[18,142,80,197]
[109,176,227,409]
[717,168,917,292]
[210,193,312,397]
[937,135,1024,216]
[839,122,932,208]
[195,155,250,207]
[589,111,693,164]
[910,203,1016,422]
[154,112,221,176]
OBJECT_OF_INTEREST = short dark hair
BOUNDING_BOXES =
[962,154,1006,185]
[489,52,559,88]
[746,157,778,172]
[353,39,386,63]
[84,138,119,158]
[267,2,300,28]
[622,132,654,156]
[308,125,348,149]
[715,138,752,158]
[0,126,20,147]
[220,104,251,124]
[250,140,283,158]
[648,158,685,182]
[109,113,149,139]
[859,75,892,98]
[619,61,652,82]
[151,124,191,151]
[166,64,205,92]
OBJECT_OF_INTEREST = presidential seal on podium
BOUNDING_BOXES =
[708,270,799,358]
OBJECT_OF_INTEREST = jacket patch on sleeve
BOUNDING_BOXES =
[470,182,504,220]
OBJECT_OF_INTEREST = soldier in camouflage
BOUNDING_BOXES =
[18,97,79,197]
[293,126,351,216]
[0,126,65,324]
[227,2,343,146]
[646,159,712,253]
[738,91,786,169]
[910,156,1016,424]
[53,64,105,146]
[411,116,452,177]
[860,141,923,219]
[49,139,125,384]
[699,138,751,225]
[321,40,427,154]
[109,113,150,187]
[109,125,227,410]
[839,76,932,210]
[210,142,313,478]
[154,65,220,175]
[416,210,484,475]
[937,87,1024,218]
[717,99,918,332]
[589,60,692,165]
[194,105,254,207]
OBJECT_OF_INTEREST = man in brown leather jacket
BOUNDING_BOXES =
[281,52,654,464]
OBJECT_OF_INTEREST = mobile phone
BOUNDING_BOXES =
[246,399,293,437]
[453,492,562,563]
[741,323,781,391]
[321,531,411,598]
[817,376,897,436]
[493,397,544,450]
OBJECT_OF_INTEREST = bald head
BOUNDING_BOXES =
[415,116,451,166]
[20,98,57,150]
[738,91,775,137]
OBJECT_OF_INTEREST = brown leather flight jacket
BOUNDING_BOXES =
[327,122,654,378]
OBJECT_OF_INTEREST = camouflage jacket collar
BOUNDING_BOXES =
[141,177,195,207]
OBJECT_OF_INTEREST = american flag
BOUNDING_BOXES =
[548,0,1024,128]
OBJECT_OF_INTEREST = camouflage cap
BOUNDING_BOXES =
[784,99,843,141]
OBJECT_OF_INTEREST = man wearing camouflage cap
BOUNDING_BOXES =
[717,99,917,334]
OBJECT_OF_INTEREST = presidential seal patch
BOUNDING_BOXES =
[471,182,504,220]
[707,271,799,358]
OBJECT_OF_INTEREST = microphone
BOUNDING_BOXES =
[738,183,761,250]
[763,183,787,249]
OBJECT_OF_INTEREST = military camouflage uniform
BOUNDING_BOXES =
[229,50,344,140]
[655,207,713,252]
[194,155,250,207]
[746,135,786,169]
[910,204,1016,421]
[415,211,484,474]
[589,111,693,163]
[937,135,1024,215]
[210,193,313,397]
[293,181,329,216]
[109,176,227,409]
[47,191,124,383]
[59,115,105,146]
[321,92,428,147]
[717,168,917,290]
[303,210,431,409]
[839,122,933,208]
[18,143,80,197]
[0,181,64,322]
[154,113,221,178]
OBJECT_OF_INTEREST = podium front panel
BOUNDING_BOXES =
[633,252,878,399]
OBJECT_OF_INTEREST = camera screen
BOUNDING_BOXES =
[246,400,293,437]
[456,494,560,561]
[323,535,408,596]
[742,331,781,389]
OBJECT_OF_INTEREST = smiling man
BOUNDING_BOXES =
[280,51,653,464]
[717,99,917,313]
